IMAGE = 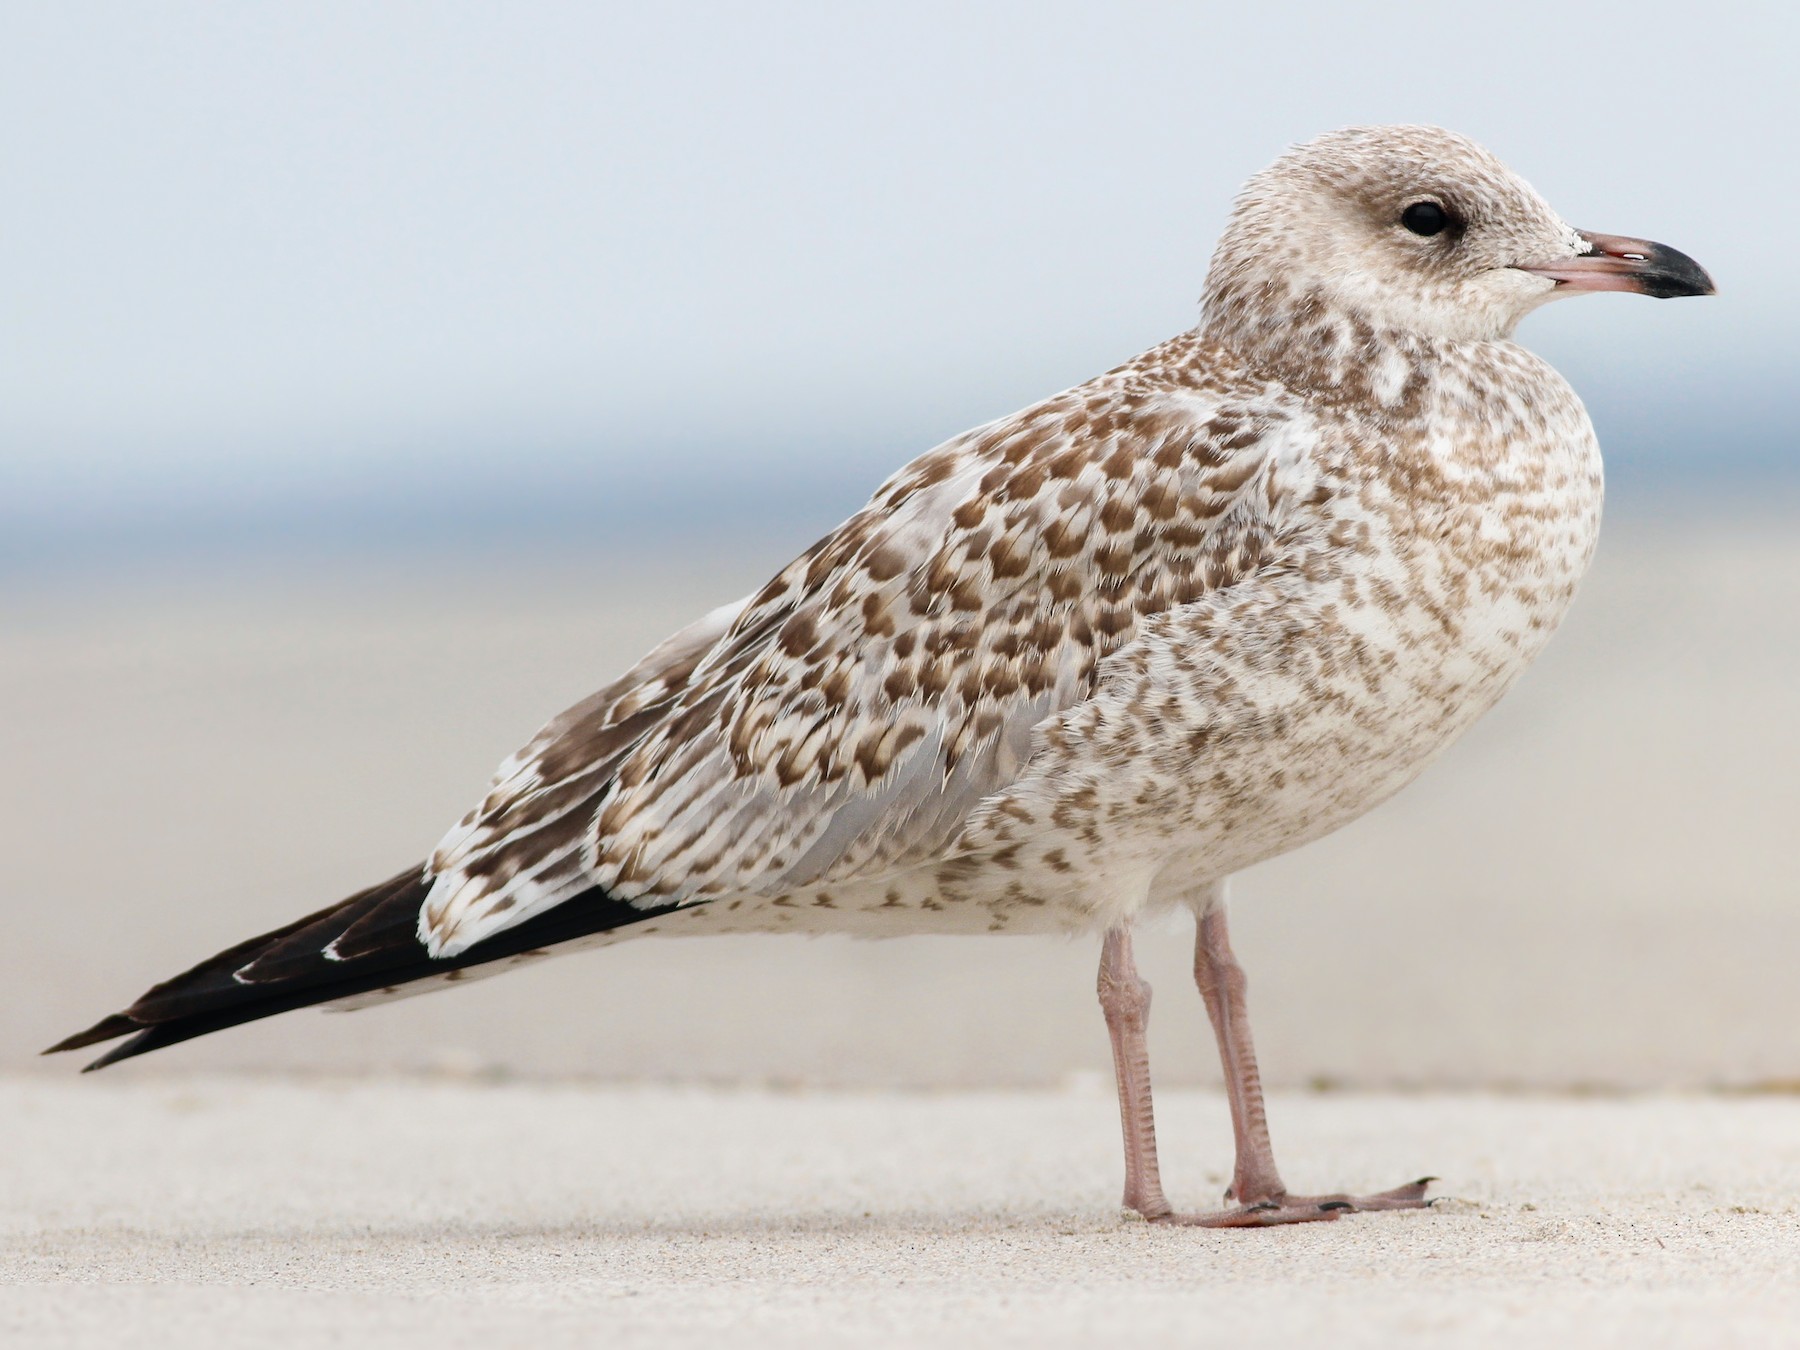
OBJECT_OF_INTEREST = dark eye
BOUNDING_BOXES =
[1401,201,1453,237]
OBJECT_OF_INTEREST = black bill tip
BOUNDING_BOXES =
[1637,241,1716,299]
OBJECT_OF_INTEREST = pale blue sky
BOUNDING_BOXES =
[4,2,1793,571]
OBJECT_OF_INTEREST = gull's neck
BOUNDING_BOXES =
[1198,278,1450,419]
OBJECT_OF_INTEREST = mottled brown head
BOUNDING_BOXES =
[1203,125,1713,349]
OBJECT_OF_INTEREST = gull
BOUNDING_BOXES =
[48,125,1713,1227]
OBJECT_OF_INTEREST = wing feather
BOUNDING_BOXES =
[425,337,1312,954]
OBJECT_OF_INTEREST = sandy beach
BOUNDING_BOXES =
[9,9,1792,1343]
[7,516,1799,1090]
[6,517,1798,1346]
[4,1076,1798,1348]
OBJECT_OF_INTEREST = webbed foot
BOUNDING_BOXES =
[1151,1177,1436,1228]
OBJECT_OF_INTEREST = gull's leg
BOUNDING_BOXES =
[1097,927,1172,1220]
[1192,901,1288,1207]
[1164,891,1434,1228]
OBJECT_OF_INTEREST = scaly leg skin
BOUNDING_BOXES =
[1096,927,1174,1220]
[1096,899,1436,1229]
[1171,894,1435,1227]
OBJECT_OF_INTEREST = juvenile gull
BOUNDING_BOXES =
[49,125,1713,1226]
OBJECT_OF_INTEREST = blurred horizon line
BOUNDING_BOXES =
[10,412,1796,590]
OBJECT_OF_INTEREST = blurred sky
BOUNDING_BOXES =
[4,1,1795,579]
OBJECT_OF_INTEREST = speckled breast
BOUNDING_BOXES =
[1140,350,1606,904]
[932,348,1607,928]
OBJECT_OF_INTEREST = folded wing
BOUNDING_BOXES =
[425,354,1303,955]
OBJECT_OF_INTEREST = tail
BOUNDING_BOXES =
[44,865,679,1071]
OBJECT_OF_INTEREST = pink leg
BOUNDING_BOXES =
[1097,927,1172,1219]
[1169,900,1434,1227]
[1193,904,1288,1205]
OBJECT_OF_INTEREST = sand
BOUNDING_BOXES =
[6,513,1799,1345]
[6,516,1800,1091]
[3,1076,1797,1348]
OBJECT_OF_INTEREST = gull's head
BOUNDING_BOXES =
[1202,124,1714,346]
